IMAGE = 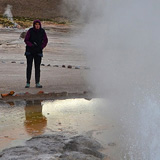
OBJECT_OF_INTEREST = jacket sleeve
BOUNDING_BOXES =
[24,30,33,47]
[42,31,48,49]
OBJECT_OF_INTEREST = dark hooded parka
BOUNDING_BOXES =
[25,20,48,56]
[24,20,48,84]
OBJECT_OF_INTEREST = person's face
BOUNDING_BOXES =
[35,23,40,30]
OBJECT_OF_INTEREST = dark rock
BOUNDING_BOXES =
[11,61,16,63]
[20,31,27,39]
[81,147,104,159]
[68,65,72,69]
[63,140,79,151]
[47,64,51,66]
[83,91,87,94]
[84,98,92,101]
[41,64,45,66]
[0,153,3,157]
[62,65,66,68]
[70,135,102,150]
[0,134,105,160]
[63,135,105,159]
[20,62,24,64]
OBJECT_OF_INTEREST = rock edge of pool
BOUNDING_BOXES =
[0,133,108,160]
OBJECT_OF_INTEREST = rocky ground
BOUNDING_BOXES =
[0,134,106,160]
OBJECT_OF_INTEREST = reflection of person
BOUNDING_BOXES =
[24,101,47,136]
[24,20,48,88]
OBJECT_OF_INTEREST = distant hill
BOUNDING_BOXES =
[0,0,64,19]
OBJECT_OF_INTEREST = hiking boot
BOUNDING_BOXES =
[36,83,42,88]
[25,83,30,88]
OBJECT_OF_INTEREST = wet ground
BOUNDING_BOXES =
[0,98,118,159]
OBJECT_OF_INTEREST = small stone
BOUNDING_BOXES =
[11,61,16,63]
[68,65,72,69]
[37,91,44,94]
[108,142,116,147]
[41,64,45,66]
[20,62,24,64]
[84,98,92,101]
[25,92,30,95]
[83,91,87,94]
[84,67,90,70]
[53,65,59,67]
[47,64,51,66]
[47,113,50,115]
[20,31,27,39]
[75,66,80,69]
[62,65,66,68]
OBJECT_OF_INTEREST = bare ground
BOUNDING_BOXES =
[0,24,90,100]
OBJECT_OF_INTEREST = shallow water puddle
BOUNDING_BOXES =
[0,98,117,158]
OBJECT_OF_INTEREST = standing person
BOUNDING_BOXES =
[24,20,48,88]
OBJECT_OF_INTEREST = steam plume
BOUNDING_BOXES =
[3,4,17,27]
[63,0,160,159]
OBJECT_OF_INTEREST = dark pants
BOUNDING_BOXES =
[26,54,42,84]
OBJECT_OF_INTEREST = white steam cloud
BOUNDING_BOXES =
[3,5,14,22]
[64,0,160,159]
[3,4,17,27]
[61,0,104,22]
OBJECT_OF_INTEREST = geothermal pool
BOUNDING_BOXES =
[0,98,119,159]
[1,96,157,160]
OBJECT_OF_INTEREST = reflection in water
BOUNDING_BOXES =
[24,101,47,136]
